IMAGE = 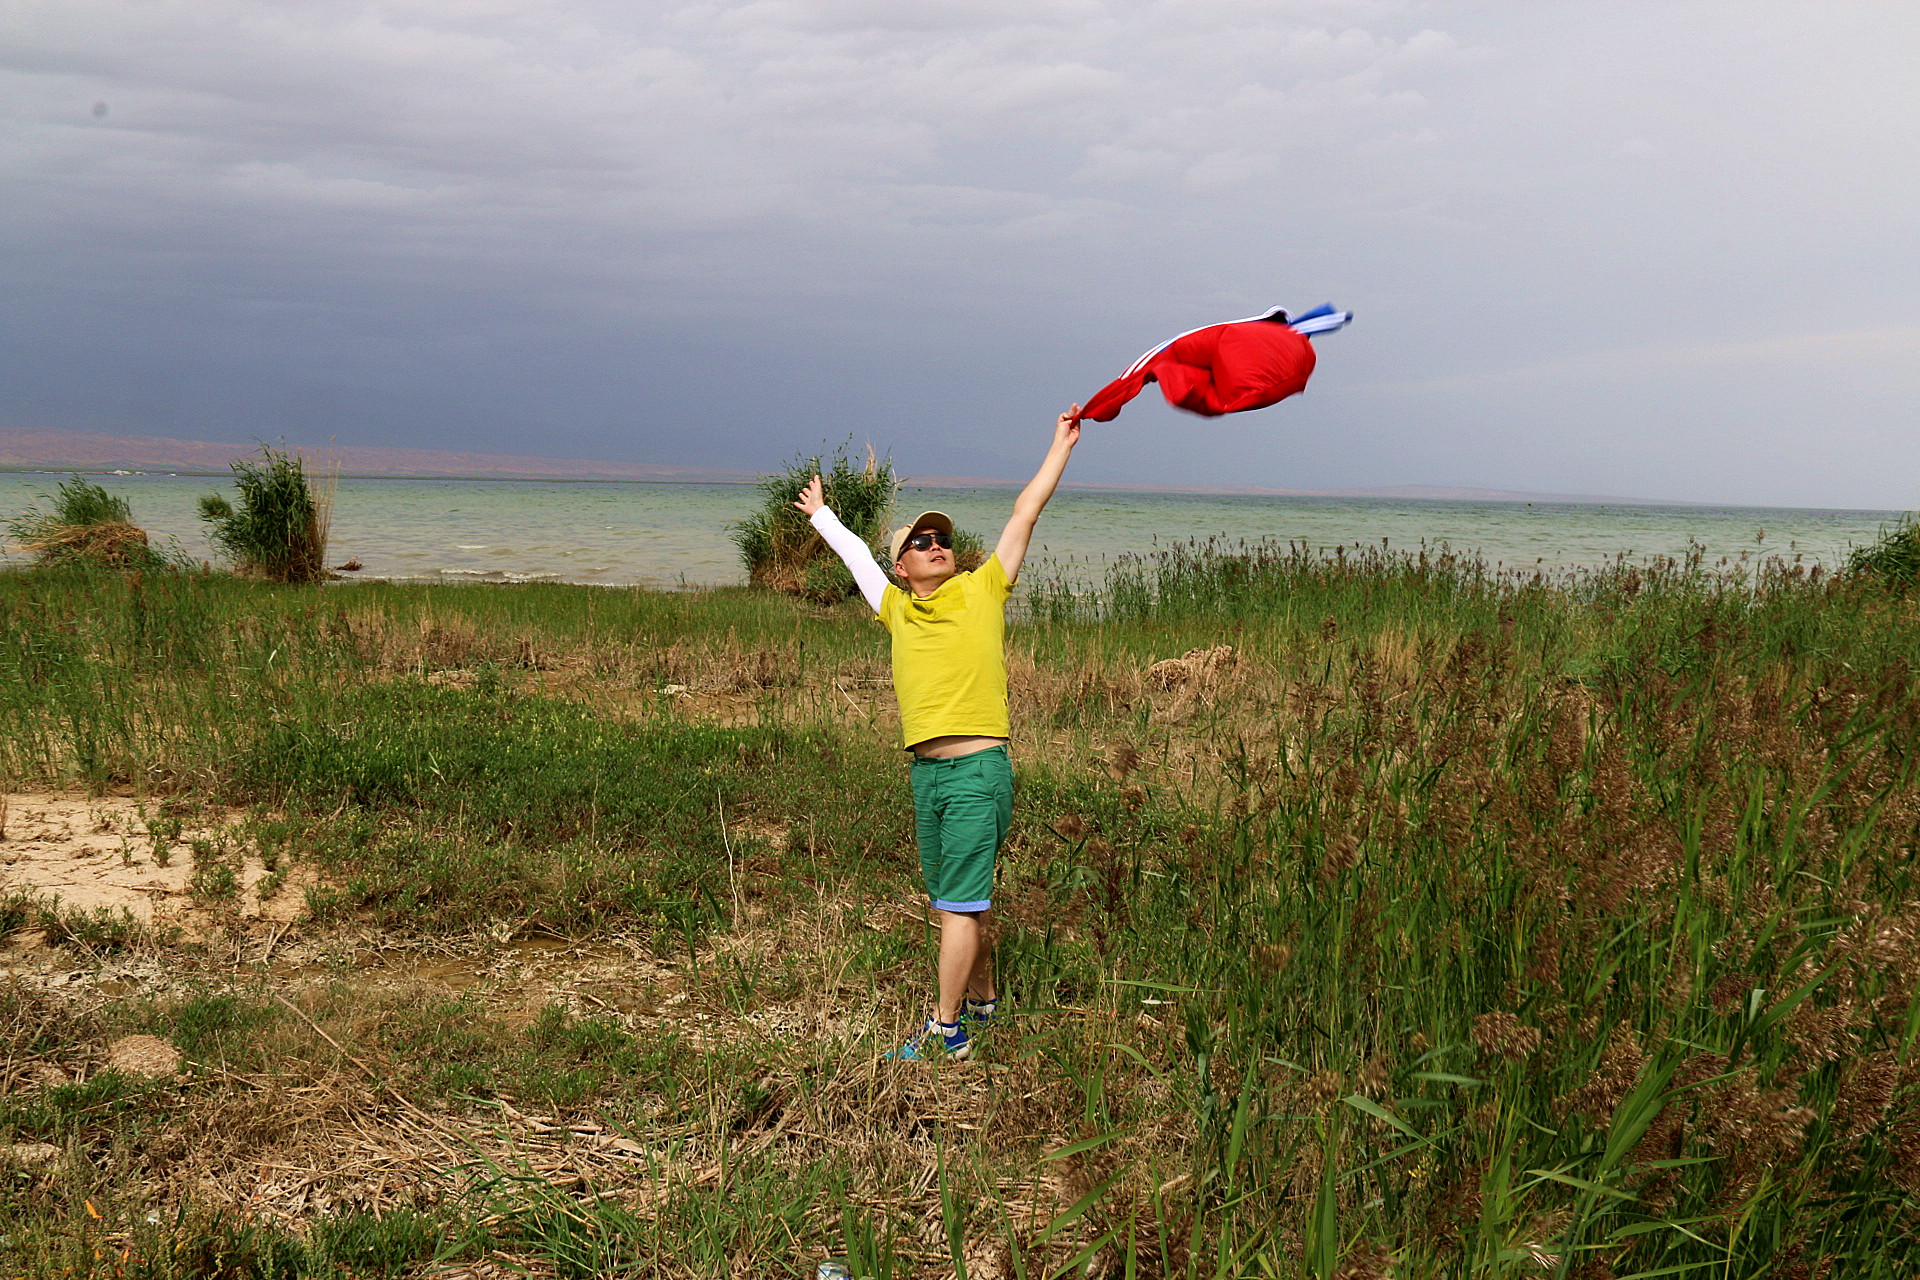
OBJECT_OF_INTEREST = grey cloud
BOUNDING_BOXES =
[3,2,1917,506]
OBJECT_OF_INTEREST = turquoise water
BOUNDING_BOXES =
[0,472,1902,589]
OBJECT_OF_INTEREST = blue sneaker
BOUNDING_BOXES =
[963,997,998,1026]
[886,1018,971,1062]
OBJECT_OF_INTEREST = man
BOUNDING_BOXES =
[794,405,1082,1060]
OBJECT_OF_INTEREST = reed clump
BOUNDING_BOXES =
[1847,512,1920,587]
[7,536,1920,1275]
[5,475,171,571]
[733,442,896,602]
[732,443,984,603]
[198,445,333,583]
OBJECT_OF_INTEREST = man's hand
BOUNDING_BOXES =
[1055,404,1083,452]
[793,475,825,517]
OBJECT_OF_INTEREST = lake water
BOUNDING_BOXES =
[0,471,1902,589]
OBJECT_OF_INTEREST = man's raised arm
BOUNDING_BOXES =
[794,475,893,613]
[994,405,1082,583]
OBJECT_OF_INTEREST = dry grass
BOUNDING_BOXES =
[2,888,1197,1278]
[14,520,160,570]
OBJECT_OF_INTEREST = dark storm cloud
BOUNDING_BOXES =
[3,2,1916,505]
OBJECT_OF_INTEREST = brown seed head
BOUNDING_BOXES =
[1561,1027,1646,1122]
[1318,832,1361,886]
[1355,1054,1391,1097]
[1832,1050,1899,1138]
[1331,1241,1395,1280]
[1301,1068,1345,1110]
[1253,943,1293,974]
[1708,973,1753,1016]
[1472,1012,1542,1062]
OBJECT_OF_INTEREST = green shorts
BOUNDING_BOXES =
[910,745,1013,913]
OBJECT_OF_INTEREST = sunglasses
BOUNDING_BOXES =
[904,531,953,552]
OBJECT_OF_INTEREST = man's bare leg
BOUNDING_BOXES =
[936,910,995,1023]
[968,926,996,1005]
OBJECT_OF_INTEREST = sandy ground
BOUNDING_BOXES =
[0,792,308,931]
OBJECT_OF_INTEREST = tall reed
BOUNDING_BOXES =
[198,445,332,583]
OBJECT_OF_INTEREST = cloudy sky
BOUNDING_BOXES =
[4,1,1917,506]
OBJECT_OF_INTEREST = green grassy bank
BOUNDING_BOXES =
[4,546,1920,1277]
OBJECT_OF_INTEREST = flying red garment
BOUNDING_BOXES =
[1075,304,1352,424]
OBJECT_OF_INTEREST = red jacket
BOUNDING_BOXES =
[1077,304,1350,423]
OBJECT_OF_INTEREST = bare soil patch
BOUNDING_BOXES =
[0,792,309,931]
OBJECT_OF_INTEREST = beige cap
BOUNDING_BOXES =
[889,510,955,564]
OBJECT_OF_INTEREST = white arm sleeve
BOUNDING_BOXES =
[810,506,891,614]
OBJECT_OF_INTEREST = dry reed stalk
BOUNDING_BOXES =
[719,789,740,932]
[311,448,340,573]
[269,991,459,1150]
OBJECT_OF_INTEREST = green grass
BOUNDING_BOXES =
[0,1201,450,1279]
[6,540,1920,1276]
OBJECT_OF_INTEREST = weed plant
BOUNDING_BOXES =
[198,446,332,583]
[7,537,1920,1275]
[0,887,35,935]
[34,901,148,953]
[5,475,172,571]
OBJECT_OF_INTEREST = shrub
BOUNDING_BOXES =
[1848,513,1920,587]
[199,446,332,583]
[4,475,170,570]
[732,442,985,602]
[733,442,895,602]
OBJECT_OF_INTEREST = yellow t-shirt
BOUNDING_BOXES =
[877,554,1014,748]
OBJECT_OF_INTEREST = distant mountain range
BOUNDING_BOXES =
[0,426,1676,506]
[0,427,756,484]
